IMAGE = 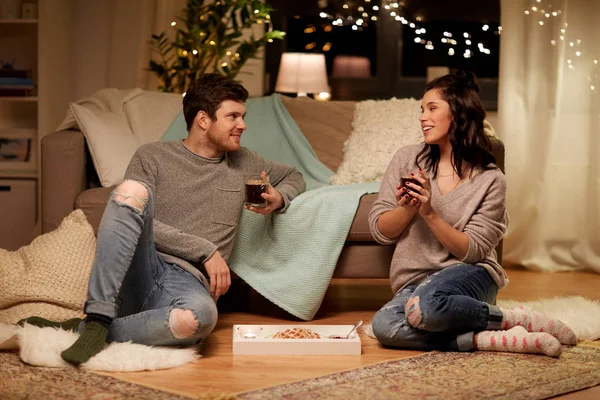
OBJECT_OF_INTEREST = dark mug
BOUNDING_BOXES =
[400,176,422,197]
[244,175,269,207]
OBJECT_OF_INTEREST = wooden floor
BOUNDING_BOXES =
[99,267,600,399]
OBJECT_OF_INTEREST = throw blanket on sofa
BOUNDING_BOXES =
[241,95,335,190]
[162,94,380,320]
[229,182,379,320]
[233,95,380,320]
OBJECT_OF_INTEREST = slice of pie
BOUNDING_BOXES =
[272,327,321,339]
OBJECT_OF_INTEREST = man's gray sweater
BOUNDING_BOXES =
[124,140,305,282]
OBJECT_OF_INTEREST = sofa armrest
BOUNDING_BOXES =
[41,130,88,233]
[489,137,505,173]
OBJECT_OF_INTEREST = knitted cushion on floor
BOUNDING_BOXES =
[0,209,95,324]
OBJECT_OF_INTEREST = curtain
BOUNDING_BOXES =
[499,0,599,272]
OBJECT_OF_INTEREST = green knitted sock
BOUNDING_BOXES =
[17,316,82,332]
[60,321,108,366]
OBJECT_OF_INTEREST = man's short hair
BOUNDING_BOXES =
[183,73,249,131]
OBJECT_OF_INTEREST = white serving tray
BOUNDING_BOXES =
[232,324,362,355]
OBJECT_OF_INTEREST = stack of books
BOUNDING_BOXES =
[0,137,31,162]
[0,68,34,96]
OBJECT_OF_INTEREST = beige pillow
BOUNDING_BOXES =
[280,95,355,172]
[124,90,184,143]
[70,103,140,187]
[0,209,95,324]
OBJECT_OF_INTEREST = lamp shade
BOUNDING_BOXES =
[275,53,330,95]
[332,55,371,78]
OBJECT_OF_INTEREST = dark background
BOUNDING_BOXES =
[264,0,501,109]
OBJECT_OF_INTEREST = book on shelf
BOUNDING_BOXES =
[0,68,34,96]
[0,68,32,79]
[0,77,34,86]
[0,137,31,162]
[0,87,35,96]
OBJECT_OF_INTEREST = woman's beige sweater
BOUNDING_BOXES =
[368,144,508,294]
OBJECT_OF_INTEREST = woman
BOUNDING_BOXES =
[368,71,575,357]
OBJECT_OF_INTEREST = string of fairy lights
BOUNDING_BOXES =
[524,0,599,93]
[168,9,274,75]
[315,0,500,59]
[163,1,598,95]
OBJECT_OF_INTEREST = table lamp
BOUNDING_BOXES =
[274,52,330,97]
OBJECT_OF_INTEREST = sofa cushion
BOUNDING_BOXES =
[70,103,140,187]
[280,96,355,173]
[62,90,184,188]
[346,194,377,242]
[333,243,394,279]
[75,187,113,233]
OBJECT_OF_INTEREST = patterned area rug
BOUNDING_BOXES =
[238,343,600,400]
[0,352,233,400]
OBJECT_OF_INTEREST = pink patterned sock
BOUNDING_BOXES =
[474,326,562,357]
[500,306,577,345]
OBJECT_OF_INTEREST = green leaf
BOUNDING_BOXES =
[240,5,249,25]
[148,60,165,74]
[225,31,243,40]
[148,0,284,91]
[265,30,286,40]
[230,10,239,31]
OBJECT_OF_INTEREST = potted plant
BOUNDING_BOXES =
[148,0,285,93]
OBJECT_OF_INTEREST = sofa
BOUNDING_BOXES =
[41,95,504,280]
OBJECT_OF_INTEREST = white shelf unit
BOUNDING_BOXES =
[0,127,38,177]
[0,1,39,177]
[0,96,38,102]
[0,19,38,24]
[0,1,40,249]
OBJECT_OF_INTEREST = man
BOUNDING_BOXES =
[23,74,306,365]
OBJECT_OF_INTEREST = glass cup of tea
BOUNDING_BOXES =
[400,176,422,197]
[244,174,269,208]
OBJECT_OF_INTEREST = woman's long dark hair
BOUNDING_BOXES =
[416,70,497,178]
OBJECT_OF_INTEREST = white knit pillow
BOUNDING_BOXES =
[0,209,95,324]
[331,98,423,185]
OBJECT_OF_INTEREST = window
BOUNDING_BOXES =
[285,10,379,78]
[266,0,500,109]
[401,20,500,78]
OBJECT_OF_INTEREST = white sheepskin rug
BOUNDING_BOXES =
[496,296,600,341]
[0,323,199,371]
[360,296,600,341]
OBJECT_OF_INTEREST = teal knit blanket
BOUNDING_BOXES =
[229,181,379,320]
[161,94,380,320]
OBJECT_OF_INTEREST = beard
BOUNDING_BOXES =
[206,129,240,153]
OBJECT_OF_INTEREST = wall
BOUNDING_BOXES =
[43,0,265,133]
[39,0,71,137]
